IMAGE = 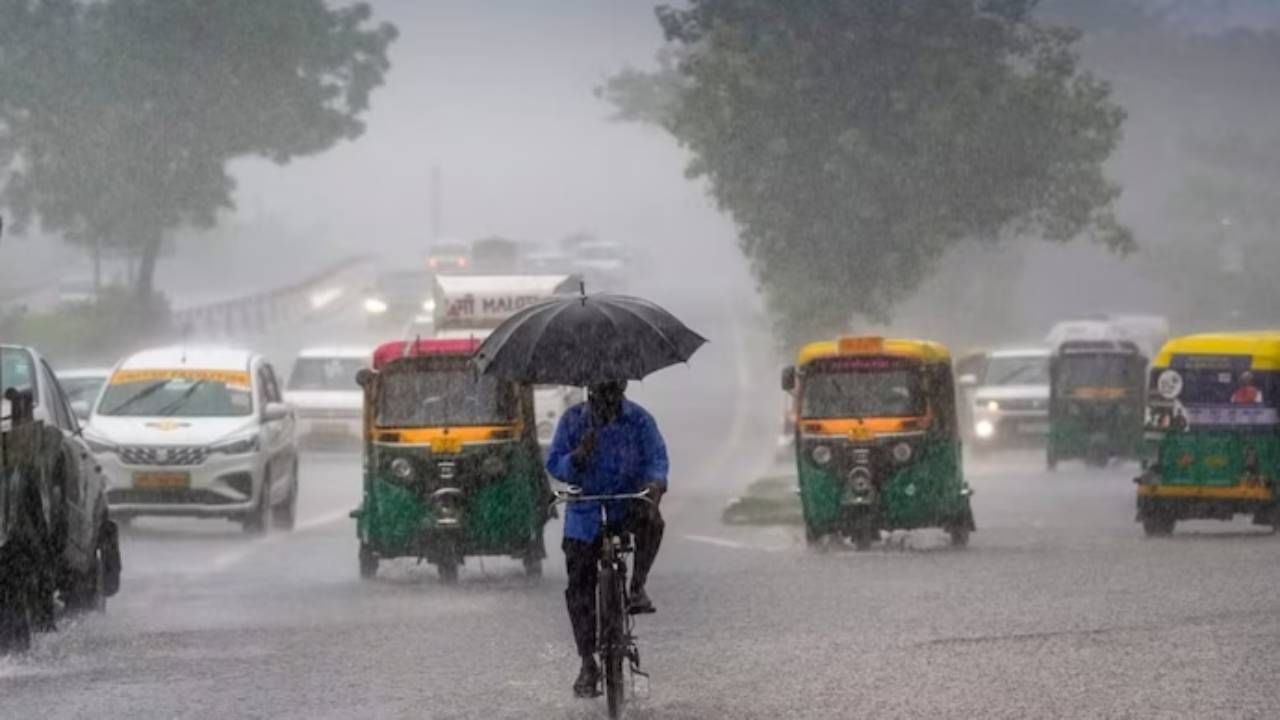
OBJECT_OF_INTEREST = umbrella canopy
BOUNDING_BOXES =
[473,293,706,386]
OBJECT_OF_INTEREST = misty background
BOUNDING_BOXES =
[3,0,1277,345]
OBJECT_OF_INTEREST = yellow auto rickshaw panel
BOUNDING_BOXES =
[797,336,951,368]
[1136,483,1274,502]
[374,426,518,453]
[1152,331,1280,371]
[800,417,931,439]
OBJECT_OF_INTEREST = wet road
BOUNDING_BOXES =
[6,293,1280,718]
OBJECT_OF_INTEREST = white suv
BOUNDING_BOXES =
[85,346,299,534]
[965,348,1052,451]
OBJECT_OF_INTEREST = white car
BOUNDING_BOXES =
[284,347,369,449]
[56,367,112,421]
[966,347,1052,451]
[84,346,299,534]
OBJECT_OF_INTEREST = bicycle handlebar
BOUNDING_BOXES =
[552,488,656,507]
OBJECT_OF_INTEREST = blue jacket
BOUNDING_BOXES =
[546,400,669,542]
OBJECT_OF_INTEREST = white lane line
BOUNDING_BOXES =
[683,533,789,553]
[206,508,352,574]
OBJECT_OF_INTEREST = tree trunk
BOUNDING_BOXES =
[136,231,163,302]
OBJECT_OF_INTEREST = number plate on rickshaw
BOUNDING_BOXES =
[133,472,190,489]
[430,437,463,454]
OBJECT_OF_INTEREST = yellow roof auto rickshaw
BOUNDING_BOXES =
[781,336,974,550]
[1136,332,1280,536]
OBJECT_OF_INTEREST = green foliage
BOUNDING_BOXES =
[1152,131,1280,327]
[0,0,396,297]
[607,0,1130,349]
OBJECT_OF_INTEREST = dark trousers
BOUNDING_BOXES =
[563,508,664,659]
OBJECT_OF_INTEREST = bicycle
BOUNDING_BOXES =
[554,487,654,719]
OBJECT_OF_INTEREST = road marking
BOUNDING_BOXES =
[683,533,789,553]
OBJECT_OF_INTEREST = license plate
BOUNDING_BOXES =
[133,472,190,489]
[1018,422,1050,434]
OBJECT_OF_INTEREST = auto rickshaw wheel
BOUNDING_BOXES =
[0,575,32,654]
[850,517,876,552]
[1045,445,1058,472]
[803,522,822,548]
[948,525,970,548]
[1142,513,1175,537]
[358,544,378,580]
[437,558,459,584]
[522,555,543,579]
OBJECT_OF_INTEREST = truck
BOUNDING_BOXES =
[430,274,586,449]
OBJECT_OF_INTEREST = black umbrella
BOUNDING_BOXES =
[474,292,707,386]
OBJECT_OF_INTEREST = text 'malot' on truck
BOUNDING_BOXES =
[430,274,586,449]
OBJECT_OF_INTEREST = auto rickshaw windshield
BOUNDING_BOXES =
[801,367,925,419]
[1059,355,1140,390]
[376,366,514,427]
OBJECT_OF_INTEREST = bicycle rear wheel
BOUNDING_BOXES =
[598,563,626,718]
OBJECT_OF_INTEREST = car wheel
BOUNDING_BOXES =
[272,462,299,532]
[66,529,107,614]
[242,471,272,536]
[0,575,32,655]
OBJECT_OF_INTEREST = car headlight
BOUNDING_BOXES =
[389,457,414,480]
[85,437,118,454]
[363,297,388,315]
[421,298,437,313]
[811,445,833,466]
[974,420,995,439]
[211,434,260,455]
[892,442,913,463]
[985,400,1000,412]
[481,455,506,476]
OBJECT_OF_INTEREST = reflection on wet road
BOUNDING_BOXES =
[5,296,1280,718]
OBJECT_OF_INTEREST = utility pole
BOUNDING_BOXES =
[429,165,442,248]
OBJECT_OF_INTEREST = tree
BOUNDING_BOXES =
[0,0,397,300]
[603,0,1131,348]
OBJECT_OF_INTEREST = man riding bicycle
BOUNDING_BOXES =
[546,379,669,698]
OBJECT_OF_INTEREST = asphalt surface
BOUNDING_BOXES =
[5,292,1280,719]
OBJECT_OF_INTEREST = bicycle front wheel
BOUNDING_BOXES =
[598,563,626,718]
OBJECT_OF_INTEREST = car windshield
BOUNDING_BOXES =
[801,367,925,419]
[0,347,36,397]
[60,376,107,405]
[1058,355,1140,390]
[288,357,365,391]
[98,371,254,417]
[377,367,511,427]
[983,355,1049,386]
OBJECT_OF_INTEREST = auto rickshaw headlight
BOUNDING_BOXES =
[848,467,874,495]
[481,455,506,476]
[811,445,833,466]
[974,420,995,439]
[390,457,414,480]
[891,442,913,463]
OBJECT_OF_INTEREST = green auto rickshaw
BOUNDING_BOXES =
[1046,339,1147,469]
[1136,332,1280,536]
[352,339,551,582]
[781,336,975,550]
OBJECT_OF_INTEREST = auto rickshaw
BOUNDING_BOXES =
[1135,332,1280,537]
[1046,339,1147,469]
[781,336,975,550]
[352,339,550,582]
